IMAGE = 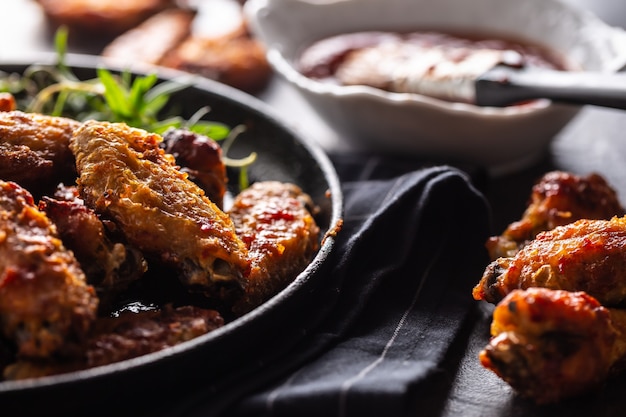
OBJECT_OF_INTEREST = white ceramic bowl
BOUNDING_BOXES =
[244,0,626,174]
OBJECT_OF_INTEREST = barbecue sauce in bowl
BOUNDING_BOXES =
[297,31,573,103]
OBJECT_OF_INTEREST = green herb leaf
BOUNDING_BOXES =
[97,67,132,119]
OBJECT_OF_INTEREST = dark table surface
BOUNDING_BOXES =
[3,0,626,416]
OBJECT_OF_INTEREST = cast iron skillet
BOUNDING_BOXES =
[0,54,343,416]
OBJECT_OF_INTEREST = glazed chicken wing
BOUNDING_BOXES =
[160,128,227,208]
[0,180,98,360]
[479,287,626,404]
[69,120,249,298]
[474,215,626,306]
[0,110,80,196]
[486,171,624,260]
[228,181,320,314]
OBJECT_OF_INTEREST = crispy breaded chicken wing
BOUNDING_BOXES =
[228,181,320,314]
[69,120,249,298]
[480,288,619,404]
[474,215,626,306]
[0,180,98,359]
[0,110,80,195]
[486,171,624,260]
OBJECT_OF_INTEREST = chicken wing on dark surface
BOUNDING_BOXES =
[69,120,250,299]
[0,180,98,361]
[479,287,626,404]
[3,304,224,380]
[0,110,81,196]
[228,181,320,315]
[474,216,626,306]
[486,171,624,260]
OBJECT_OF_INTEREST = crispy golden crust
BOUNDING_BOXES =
[228,181,320,314]
[0,111,80,193]
[480,288,617,404]
[475,216,626,306]
[69,121,250,296]
[486,171,624,260]
[0,181,98,359]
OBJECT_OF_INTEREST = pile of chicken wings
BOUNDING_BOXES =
[0,93,320,380]
[474,170,626,404]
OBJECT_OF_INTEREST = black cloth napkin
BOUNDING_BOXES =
[167,153,492,417]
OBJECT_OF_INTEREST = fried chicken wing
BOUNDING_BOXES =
[4,305,223,380]
[0,110,80,196]
[474,215,626,306]
[38,193,147,295]
[69,120,249,298]
[480,288,619,404]
[486,171,624,260]
[0,180,98,359]
[161,128,227,208]
[228,181,320,314]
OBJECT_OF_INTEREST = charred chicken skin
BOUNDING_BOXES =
[0,180,98,360]
[69,120,250,297]
[480,287,621,404]
[228,181,320,314]
[486,171,624,260]
[0,110,80,196]
[474,215,626,306]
